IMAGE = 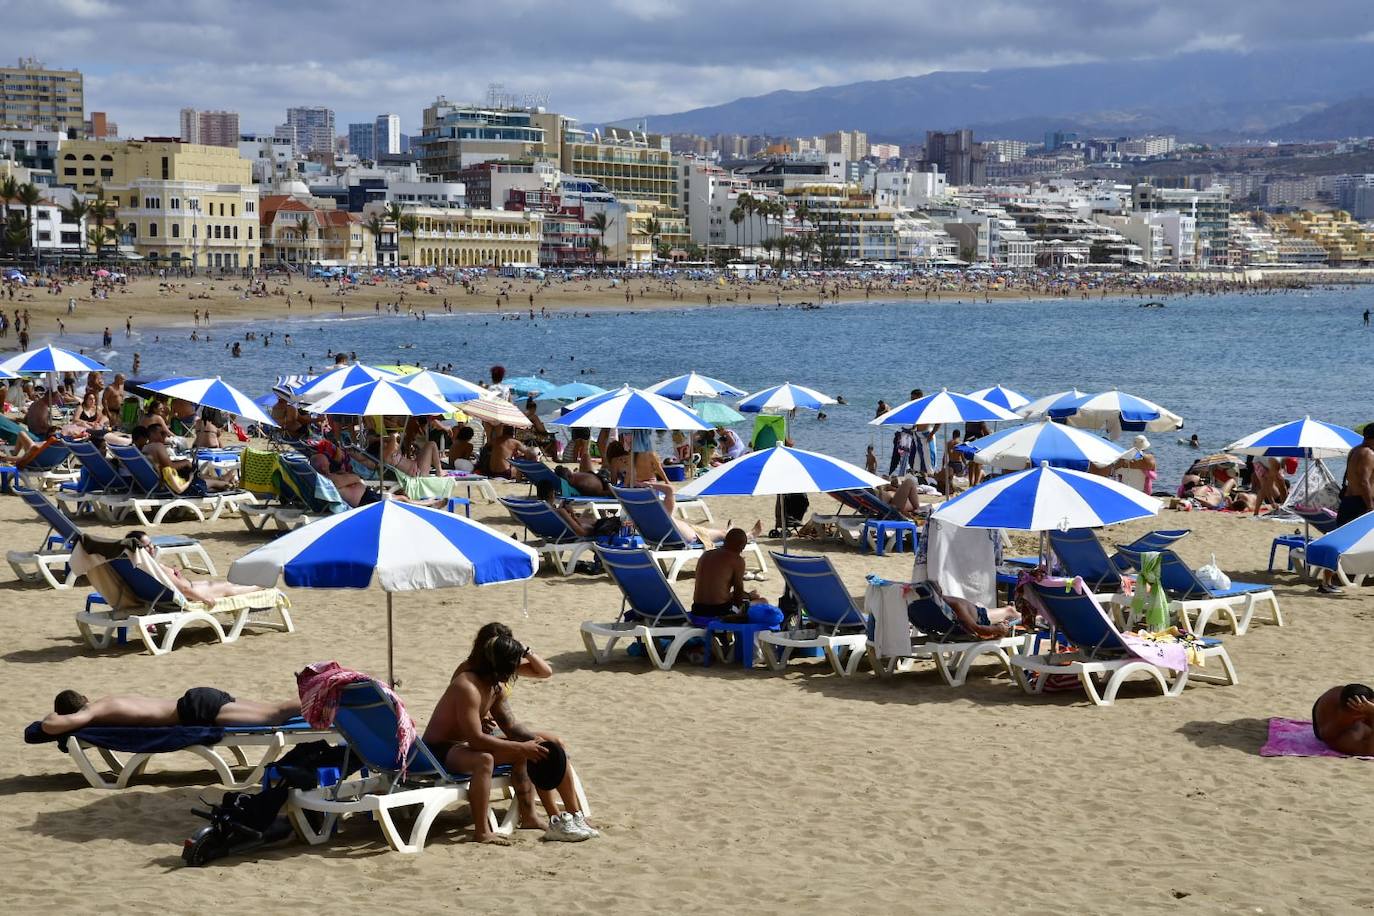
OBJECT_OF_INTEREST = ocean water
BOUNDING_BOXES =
[80,287,1374,489]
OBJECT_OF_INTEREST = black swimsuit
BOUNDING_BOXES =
[1312,698,1325,742]
[176,687,235,726]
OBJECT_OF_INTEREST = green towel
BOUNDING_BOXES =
[397,471,454,502]
[239,448,283,497]
[1130,551,1171,632]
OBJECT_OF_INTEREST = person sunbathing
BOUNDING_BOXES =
[382,432,441,476]
[535,479,596,536]
[691,528,759,619]
[1312,683,1374,755]
[928,582,1020,639]
[423,632,597,844]
[642,481,761,546]
[879,476,925,519]
[142,425,234,492]
[554,464,610,496]
[122,531,263,605]
[310,452,381,507]
[41,687,299,735]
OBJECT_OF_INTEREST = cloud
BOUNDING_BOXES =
[0,0,1369,135]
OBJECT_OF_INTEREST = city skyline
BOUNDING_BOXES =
[1,0,1370,138]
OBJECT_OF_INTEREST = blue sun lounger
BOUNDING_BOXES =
[1011,579,1237,706]
[24,717,336,790]
[106,443,255,526]
[612,485,766,581]
[1116,547,1283,636]
[500,497,596,576]
[887,581,1025,686]
[287,679,530,854]
[757,552,870,676]
[55,436,131,515]
[580,545,705,670]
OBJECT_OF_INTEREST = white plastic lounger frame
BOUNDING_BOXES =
[7,539,215,590]
[1010,642,1238,707]
[75,591,294,656]
[758,627,870,676]
[871,633,1027,686]
[581,620,705,670]
[1174,589,1283,636]
[62,726,336,790]
[104,488,256,527]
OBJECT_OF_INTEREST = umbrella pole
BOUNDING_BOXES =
[386,591,396,688]
[778,493,787,555]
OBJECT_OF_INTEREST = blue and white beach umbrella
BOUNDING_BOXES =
[967,384,1031,412]
[394,369,483,404]
[1225,417,1362,459]
[1018,389,1089,421]
[1304,513,1374,581]
[870,388,1019,427]
[1051,389,1183,434]
[555,385,708,431]
[504,376,555,397]
[968,421,1125,472]
[229,500,538,685]
[737,382,836,414]
[932,462,1161,532]
[304,378,454,418]
[0,345,108,375]
[294,363,398,403]
[540,381,608,402]
[647,372,746,400]
[679,445,886,499]
[141,376,277,426]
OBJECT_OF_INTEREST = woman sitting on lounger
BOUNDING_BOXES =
[128,531,264,605]
[382,432,442,477]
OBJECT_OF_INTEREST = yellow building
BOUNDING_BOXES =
[389,205,542,267]
[561,131,680,211]
[1279,210,1374,266]
[0,58,83,133]
[58,138,252,192]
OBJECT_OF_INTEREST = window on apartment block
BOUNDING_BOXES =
[232,225,238,239]
[171,224,180,238]
[148,223,157,237]
[161,156,169,179]
[230,203,236,216]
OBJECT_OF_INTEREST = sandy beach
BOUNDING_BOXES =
[2,481,1372,915]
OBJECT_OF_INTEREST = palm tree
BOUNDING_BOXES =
[397,213,420,264]
[728,205,744,258]
[62,197,90,258]
[86,225,115,255]
[16,182,42,258]
[759,237,776,265]
[385,201,403,226]
[586,237,602,267]
[88,190,114,263]
[797,234,817,268]
[588,212,612,267]
[363,212,387,266]
[0,176,18,256]
[294,214,312,265]
[643,215,662,266]
[4,212,27,255]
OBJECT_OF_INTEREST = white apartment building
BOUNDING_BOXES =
[238,136,296,185]
[679,158,780,250]
[1120,136,1176,158]
[945,207,1034,267]
[0,188,85,259]
[873,168,948,209]
[790,186,958,264]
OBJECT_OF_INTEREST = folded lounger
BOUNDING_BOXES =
[877,580,1026,686]
[757,551,870,676]
[580,545,706,670]
[7,487,214,589]
[612,485,766,582]
[75,548,292,655]
[106,443,256,526]
[1117,547,1283,636]
[1011,577,1238,707]
[500,497,596,576]
[23,717,335,790]
[287,679,524,854]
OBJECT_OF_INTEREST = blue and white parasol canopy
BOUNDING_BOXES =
[304,378,454,417]
[540,381,608,402]
[141,376,277,426]
[968,421,1125,471]
[967,384,1031,412]
[679,445,887,498]
[932,462,1161,531]
[1018,388,1089,421]
[737,382,836,413]
[871,388,1018,427]
[555,385,708,431]
[0,345,108,375]
[1304,512,1374,579]
[294,363,398,402]
[394,369,483,404]
[229,500,538,591]
[1225,417,1363,459]
[647,372,747,400]
[504,376,555,397]
[1051,389,1182,433]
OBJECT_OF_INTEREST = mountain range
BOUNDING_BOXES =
[613,41,1374,143]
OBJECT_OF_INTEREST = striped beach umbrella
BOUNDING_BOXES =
[555,385,708,431]
[294,363,398,403]
[870,388,1019,427]
[140,376,277,426]
[968,421,1125,471]
[1304,513,1374,581]
[1225,417,1362,459]
[229,500,537,685]
[647,372,746,400]
[1051,389,1183,434]
[967,384,1031,412]
[461,396,533,428]
[737,382,836,413]
[1018,388,1089,421]
[304,378,454,418]
[504,376,555,397]
[394,369,483,404]
[0,345,108,374]
[932,462,1161,532]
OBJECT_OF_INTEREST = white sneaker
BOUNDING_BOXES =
[543,812,591,843]
[571,812,600,838]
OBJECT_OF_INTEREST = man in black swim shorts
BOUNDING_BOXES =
[40,687,299,734]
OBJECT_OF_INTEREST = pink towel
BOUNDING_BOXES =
[297,660,417,776]
[1260,717,1372,759]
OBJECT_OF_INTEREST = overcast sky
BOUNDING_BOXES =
[3,0,1371,137]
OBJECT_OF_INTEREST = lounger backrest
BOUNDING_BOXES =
[771,552,864,629]
[25,443,72,472]
[102,556,184,611]
[510,458,557,487]
[1126,529,1191,552]
[594,545,689,626]
[903,582,972,639]
[612,486,689,548]
[1029,580,1129,656]
[1047,528,1122,592]
[829,490,866,514]
[1294,509,1342,534]
[500,497,579,542]
[1150,549,1215,599]
[19,487,78,543]
[333,680,446,780]
[108,444,165,494]
[278,453,331,513]
[847,489,904,521]
[64,437,123,489]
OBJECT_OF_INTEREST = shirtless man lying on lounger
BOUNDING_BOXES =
[41,687,300,734]
[1312,683,1374,755]
[930,582,1020,639]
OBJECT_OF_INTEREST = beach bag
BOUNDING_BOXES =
[1194,555,1231,591]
